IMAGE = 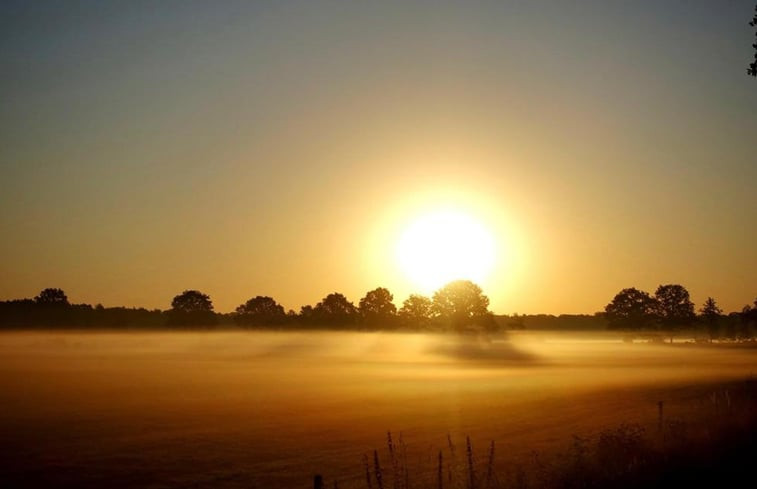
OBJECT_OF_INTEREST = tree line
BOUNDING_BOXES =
[604,284,757,341]
[0,280,495,332]
[2,282,755,338]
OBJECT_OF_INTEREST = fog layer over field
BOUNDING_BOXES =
[1,331,755,488]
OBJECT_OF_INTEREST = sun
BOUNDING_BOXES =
[396,209,496,292]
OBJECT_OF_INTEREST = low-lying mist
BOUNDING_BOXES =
[1,330,755,488]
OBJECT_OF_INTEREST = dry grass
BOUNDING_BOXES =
[352,381,757,489]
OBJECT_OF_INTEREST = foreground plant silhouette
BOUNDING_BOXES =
[316,381,757,489]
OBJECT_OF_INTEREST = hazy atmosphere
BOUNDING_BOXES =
[2,2,757,489]
[2,1,755,314]
[2,331,756,488]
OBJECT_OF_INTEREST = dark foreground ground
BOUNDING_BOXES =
[0,331,755,488]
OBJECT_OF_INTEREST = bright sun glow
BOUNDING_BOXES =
[396,210,496,292]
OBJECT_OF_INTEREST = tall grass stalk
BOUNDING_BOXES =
[447,434,458,486]
[387,431,400,489]
[466,436,475,489]
[373,449,384,489]
[485,441,495,489]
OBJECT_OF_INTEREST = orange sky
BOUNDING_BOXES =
[1,1,755,314]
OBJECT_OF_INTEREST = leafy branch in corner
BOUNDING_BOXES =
[749,4,757,76]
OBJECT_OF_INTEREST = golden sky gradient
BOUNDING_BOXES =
[1,1,755,313]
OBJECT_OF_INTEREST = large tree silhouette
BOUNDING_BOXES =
[699,297,723,341]
[739,298,757,339]
[235,296,285,326]
[168,290,217,326]
[34,288,69,306]
[313,293,358,326]
[605,287,658,329]
[431,280,491,331]
[654,284,695,328]
[359,287,397,327]
[398,294,433,328]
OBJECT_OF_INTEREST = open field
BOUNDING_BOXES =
[1,331,756,488]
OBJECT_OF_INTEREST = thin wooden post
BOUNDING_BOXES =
[657,400,664,441]
[314,474,324,489]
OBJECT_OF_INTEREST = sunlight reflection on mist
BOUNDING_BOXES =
[1,330,755,488]
[2,330,754,383]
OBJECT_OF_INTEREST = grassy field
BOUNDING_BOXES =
[0,331,755,488]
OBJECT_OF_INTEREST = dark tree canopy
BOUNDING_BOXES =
[235,296,285,326]
[431,280,491,330]
[359,287,397,325]
[299,305,314,319]
[168,290,216,326]
[313,293,358,325]
[700,297,723,341]
[171,290,214,313]
[34,288,69,306]
[604,287,658,329]
[654,284,695,327]
[398,294,433,327]
[699,297,722,321]
[740,299,757,339]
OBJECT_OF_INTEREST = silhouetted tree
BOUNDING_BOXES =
[235,296,286,326]
[167,290,217,326]
[0,292,172,328]
[431,280,491,331]
[699,297,723,341]
[34,288,69,306]
[749,4,757,76]
[171,290,213,313]
[97,306,165,328]
[359,287,397,328]
[24,288,74,326]
[299,305,314,322]
[313,293,358,326]
[654,284,695,334]
[604,288,658,330]
[507,313,526,330]
[398,294,433,328]
[725,313,739,340]
[738,299,757,339]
